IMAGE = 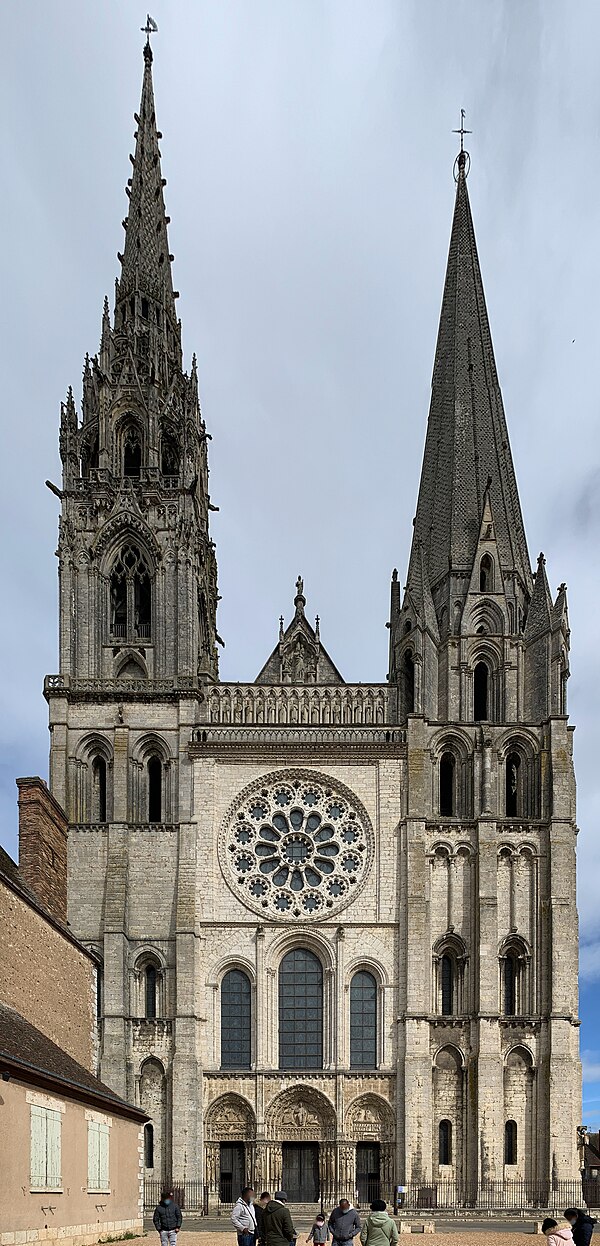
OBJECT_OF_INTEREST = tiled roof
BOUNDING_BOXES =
[0,1002,146,1120]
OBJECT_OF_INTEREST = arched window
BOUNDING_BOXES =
[221,970,251,1069]
[479,554,493,592]
[504,1119,517,1165]
[403,651,415,715]
[147,756,162,823]
[91,757,107,823]
[144,1123,154,1169]
[279,948,323,1070]
[123,430,142,477]
[439,1119,452,1165]
[110,544,152,641]
[145,964,157,1019]
[503,951,517,1016]
[440,752,456,816]
[441,954,454,1016]
[474,661,489,721]
[161,435,180,477]
[350,971,377,1068]
[505,752,521,817]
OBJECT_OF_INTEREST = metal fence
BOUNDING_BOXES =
[145,1177,594,1216]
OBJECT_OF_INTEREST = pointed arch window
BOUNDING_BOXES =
[439,1119,452,1165]
[123,430,142,477]
[279,948,323,1069]
[147,756,162,823]
[161,434,180,478]
[109,544,152,641]
[145,964,157,1019]
[91,757,107,823]
[403,650,415,715]
[505,752,521,817]
[441,954,454,1016]
[474,661,489,721]
[440,752,456,816]
[221,969,251,1069]
[350,971,377,1068]
[479,554,493,592]
[504,1120,517,1165]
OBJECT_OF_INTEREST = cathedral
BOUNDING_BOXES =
[43,38,582,1206]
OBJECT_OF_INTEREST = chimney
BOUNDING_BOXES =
[17,777,68,924]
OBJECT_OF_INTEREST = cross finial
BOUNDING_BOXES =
[141,14,158,43]
[452,108,472,154]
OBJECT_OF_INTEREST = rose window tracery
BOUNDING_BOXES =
[219,770,373,920]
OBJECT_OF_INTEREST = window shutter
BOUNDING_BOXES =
[31,1105,46,1187]
[88,1121,100,1189]
[46,1110,62,1189]
[99,1123,110,1190]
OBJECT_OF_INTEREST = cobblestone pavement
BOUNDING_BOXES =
[172,1232,537,1246]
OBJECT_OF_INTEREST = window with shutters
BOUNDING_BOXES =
[88,1119,110,1191]
[30,1105,62,1189]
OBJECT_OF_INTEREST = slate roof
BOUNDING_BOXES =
[0,1002,146,1121]
[408,153,532,595]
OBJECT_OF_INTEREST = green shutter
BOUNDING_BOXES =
[46,1110,62,1189]
[99,1123,110,1190]
[30,1105,46,1187]
[88,1121,100,1189]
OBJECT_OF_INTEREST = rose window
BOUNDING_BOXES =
[219,770,373,920]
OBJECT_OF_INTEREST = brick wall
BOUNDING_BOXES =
[17,776,68,923]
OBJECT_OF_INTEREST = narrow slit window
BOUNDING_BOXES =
[506,752,521,817]
[479,554,493,592]
[91,757,107,823]
[504,1120,517,1165]
[441,954,454,1016]
[403,650,415,714]
[144,1123,154,1168]
[439,1119,452,1165]
[440,752,455,816]
[504,953,517,1016]
[474,662,489,721]
[147,757,162,823]
[145,964,157,1019]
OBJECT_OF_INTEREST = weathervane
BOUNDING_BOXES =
[452,108,472,180]
[141,14,158,42]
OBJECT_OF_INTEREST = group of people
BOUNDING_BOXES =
[232,1190,398,1246]
[543,1210,597,1246]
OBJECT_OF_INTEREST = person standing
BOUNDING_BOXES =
[359,1201,398,1246]
[564,1210,597,1246]
[153,1190,182,1246]
[263,1191,297,1246]
[307,1214,329,1243]
[255,1192,272,1246]
[328,1199,361,1246]
[232,1186,258,1246]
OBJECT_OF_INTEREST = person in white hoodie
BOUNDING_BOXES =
[232,1187,258,1246]
[542,1218,574,1246]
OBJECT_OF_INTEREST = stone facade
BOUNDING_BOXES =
[44,45,581,1204]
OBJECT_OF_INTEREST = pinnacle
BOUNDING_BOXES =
[117,42,177,324]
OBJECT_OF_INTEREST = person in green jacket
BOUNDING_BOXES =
[263,1192,297,1246]
[359,1202,398,1246]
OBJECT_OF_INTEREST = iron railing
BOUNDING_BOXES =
[144,1177,593,1216]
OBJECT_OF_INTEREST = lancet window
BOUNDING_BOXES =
[109,544,152,641]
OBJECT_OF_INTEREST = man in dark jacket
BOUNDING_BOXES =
[328,1200,361,1246]
[263,1191,297,1246]
[153,1191,182,1246]
[256,1192,272,1246]
[565,1210,597,1246]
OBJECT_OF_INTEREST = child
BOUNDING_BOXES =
[307,1215,329,1244]
[542,1219,574,1246]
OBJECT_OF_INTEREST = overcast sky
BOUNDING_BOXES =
[2,0,600,1123]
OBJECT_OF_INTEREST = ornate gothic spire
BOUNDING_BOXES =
[116,41,178,327]
[407,149,532,599]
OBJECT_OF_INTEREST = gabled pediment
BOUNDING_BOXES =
[255,577,344,685]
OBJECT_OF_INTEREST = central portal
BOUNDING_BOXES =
[281,1143,319,1202]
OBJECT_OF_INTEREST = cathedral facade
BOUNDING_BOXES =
[44,41,581,1205]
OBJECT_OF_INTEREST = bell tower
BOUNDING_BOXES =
[55,37,219,690]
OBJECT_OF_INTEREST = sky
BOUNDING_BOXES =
[1,0,600,1124]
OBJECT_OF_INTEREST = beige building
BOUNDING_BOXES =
[0,778,146,1246]
[43,38,581,1209]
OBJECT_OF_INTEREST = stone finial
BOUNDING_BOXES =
[294,575,306,617]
